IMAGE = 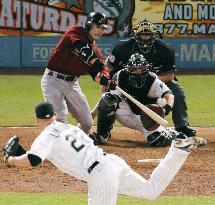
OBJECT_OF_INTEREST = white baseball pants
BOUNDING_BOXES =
[87,147,189,205]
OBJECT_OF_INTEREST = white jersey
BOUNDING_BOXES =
[147,74,170,99]
[27,121,105,181]
[27,122,189,205]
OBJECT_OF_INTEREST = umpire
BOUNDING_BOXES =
[106,19,196,137]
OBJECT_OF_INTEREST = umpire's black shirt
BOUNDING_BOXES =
[109,38,177,78]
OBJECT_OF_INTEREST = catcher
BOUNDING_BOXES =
[90,53,206,147]
[2,102,206,205]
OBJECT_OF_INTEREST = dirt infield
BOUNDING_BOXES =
[0,126,214,196]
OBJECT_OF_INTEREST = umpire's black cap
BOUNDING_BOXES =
[35,102,55,119]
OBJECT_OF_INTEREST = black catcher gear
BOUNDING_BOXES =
[85,12,108,31]
[95,92,121,144]
[126,53,151,73]
[125,53,151,88]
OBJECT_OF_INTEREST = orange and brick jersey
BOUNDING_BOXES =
[47,25,104,76]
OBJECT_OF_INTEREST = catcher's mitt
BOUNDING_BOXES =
[140,104,165,131]
[3,135,26,167]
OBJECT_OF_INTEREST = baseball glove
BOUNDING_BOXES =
[3,135,26,167]
[140,104,165,131]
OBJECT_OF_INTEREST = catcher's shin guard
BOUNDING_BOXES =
[96,92,120,143]
[96,113,114,143]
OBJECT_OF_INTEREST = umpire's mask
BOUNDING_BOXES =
[126,53,151,88]
[133,19,158,54]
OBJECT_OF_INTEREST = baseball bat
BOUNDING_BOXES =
[116,86,168,127]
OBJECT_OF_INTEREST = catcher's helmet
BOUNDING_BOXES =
[133,19,158,53]
[85,12,108,31]
[126,53,151,88]
[126,53,150,73]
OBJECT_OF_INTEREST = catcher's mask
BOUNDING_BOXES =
[85,12,108,31]
[133,19,158,53]
[125,53,151,88]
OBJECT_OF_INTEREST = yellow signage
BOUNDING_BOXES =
[0,0,214,37]
[133,0,215,37]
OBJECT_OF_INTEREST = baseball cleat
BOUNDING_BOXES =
[176,126,196,137]
[88,133,101,145]
[100,132,111,144]
[89,132,111,145]
[194,136,207,146]
[172,136,206,152]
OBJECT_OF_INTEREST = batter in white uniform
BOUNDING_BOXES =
[6,102,201,205]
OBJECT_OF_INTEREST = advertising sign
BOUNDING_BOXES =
[0,0,214,69]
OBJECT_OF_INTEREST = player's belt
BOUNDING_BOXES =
[47,70,76,81]
[87,161,99,174]
[87,153,106,174]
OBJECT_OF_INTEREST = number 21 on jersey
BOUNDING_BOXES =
[64,128,91,152]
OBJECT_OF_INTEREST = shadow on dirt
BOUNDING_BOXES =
[104,139,150,148]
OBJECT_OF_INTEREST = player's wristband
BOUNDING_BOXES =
[99,75,109,86]
[163,104,172,116]
[96,70,110,86]
[90,59,105,80]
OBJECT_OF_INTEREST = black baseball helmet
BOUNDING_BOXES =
[85,12,108,31]
[133,19,158,53]
[126,53,151,88]
[126,53,150,73]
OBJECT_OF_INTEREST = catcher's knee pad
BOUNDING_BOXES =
[147,127,179,147]
[98,92,121,115]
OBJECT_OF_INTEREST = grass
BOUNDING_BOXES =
[0,75,214,126]
[0,76,43,126]
[0,193,214,205]
[0,75,214,203]
[171,75,215,127]
[0,75,100,126]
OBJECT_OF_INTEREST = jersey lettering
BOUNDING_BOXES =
[50,128,61,138]
[65,134,85,152]
[71,139,85,152]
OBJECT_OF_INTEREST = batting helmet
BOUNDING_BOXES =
[85,12,108,31]
[133,19,158,53]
